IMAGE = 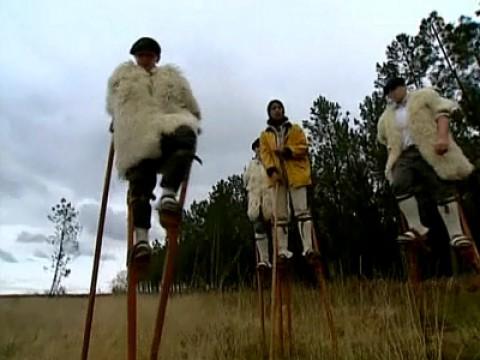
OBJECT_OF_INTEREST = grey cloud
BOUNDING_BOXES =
[1,104,111,201]
[33,249,50,259]
[17,231,48,243]
[79,203,127,241]
[0,149,50,200]
[0,171,22,198]
[77,246,117,262]
[0,249,18,263]
[101,253,117,261]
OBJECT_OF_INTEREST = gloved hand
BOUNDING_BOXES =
[274,147,293,159]
[266,167,283,184]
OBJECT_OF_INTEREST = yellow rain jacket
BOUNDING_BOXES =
[259,121,312,188]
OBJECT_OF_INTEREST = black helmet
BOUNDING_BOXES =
[267,99,285,117]
[383,77,406,96]
[251,138,260,151]
[130,37,161,57]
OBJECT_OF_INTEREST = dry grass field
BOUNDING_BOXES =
[1,279,480,359]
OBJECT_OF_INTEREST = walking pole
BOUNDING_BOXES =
[284,267,293,357]
[81,141,114,360]
[458,202,480,273]
[277,264,285,357]
[398,214,421,285]
[269,182,280,360]
[311,228,338,358]
[277,263,285,358]
[275,251,293,358]
[150,169,192,360]
[256,249,267,358]
[127,200,137,360]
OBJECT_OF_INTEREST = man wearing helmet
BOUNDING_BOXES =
[106,37,201,264]
[244,138,273,269]
[378,77,479,276]
[259,99,316,262]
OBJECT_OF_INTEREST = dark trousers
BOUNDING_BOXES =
[126,126,197,229]
[391,146,456,204]
[254,219,267,237]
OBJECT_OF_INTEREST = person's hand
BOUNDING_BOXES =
[266,167,283,184]
[434,137,449,155]
[274,147,292,159]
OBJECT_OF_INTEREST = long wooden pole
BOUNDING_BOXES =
[269,183,280,360]
[150,169,191,360]
[127,202,137,360]
[81,141,114,360]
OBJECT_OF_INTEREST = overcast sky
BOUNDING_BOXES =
[0,0,476,294]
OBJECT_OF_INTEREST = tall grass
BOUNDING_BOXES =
[1,278,479,359]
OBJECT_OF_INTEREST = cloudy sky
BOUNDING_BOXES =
[0,0,476,294]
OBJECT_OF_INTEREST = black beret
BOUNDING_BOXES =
[130,37,161,57]
[383,77,406,96]
[251,138,260,151]
[267,99,285,116]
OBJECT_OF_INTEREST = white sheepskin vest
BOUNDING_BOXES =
[106,61,201,176]
[243,158,273,221]
[377,88,473,182]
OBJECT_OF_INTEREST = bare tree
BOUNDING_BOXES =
[46,198,80,296]
[111,270,128,294]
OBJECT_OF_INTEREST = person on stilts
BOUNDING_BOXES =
[244,138,273,269]
[259,99,317,262]
[106,37,201,265]
[377,77,480,276]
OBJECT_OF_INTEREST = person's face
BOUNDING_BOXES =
[388,86,407,103]
[254,147,260,157]
[134,51,159,71]
[269,103,284,121]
